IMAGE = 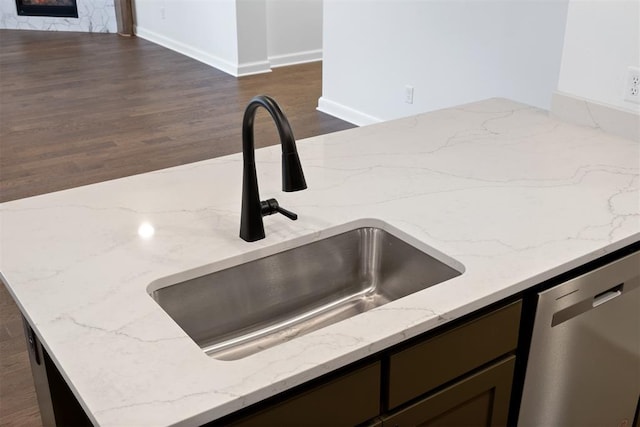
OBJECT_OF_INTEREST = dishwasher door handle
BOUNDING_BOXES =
[592,284,623,307]
[551,282,630,327]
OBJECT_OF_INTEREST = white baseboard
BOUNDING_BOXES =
[134,26,244,77]
[133,27,321,77]
[317,97,382,126]
[551,91,640,141]
[269,49,322,68]
[237,61,272,77]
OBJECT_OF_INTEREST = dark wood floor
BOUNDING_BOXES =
[0,29,354,426]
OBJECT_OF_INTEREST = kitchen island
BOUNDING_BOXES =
[1,98,638,426]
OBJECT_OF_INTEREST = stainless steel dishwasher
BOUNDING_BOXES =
[519,251,640,427]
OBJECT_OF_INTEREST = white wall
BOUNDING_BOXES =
[134,0,323,76]
[320,0,570,125]
[266,0,323,67]
[134,0,240,75]
[236,0,270,74]
[0,0,117,32]
[557,0,640,112]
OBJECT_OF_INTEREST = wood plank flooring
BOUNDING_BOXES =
[0,29,354,426]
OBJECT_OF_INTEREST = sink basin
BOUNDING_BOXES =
[149,224,463,360]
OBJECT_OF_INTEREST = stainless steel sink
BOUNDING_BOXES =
[149,225,462,360]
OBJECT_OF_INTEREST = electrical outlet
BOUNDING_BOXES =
[624,66,640,104]
[160,6,166,20]
[404,85,414,104]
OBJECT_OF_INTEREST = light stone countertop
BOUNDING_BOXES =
[1,98,638,426]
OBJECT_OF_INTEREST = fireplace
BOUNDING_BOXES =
[15,0,78,18]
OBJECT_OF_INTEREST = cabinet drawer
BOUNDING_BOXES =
[382,356,516,427]
[388,301,521,409]
[230,361,381,426]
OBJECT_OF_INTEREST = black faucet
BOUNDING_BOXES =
[240,95,307,242]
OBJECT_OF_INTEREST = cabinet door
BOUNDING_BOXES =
[229,362,381,427]
[388,301,521,409]
[381,356,515,427]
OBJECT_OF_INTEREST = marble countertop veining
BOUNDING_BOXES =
[1,98,638,426]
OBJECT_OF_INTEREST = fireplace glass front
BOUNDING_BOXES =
[15,0,79,18]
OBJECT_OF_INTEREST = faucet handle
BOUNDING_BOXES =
[260,198,298,221]
[275,205,298,221]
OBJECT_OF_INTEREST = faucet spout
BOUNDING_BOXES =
[240,95,307,242]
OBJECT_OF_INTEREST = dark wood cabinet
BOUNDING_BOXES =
[387,301,521,410]
[381,356,516,427]
[228,362,381,427]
